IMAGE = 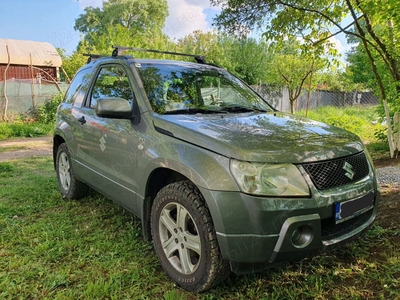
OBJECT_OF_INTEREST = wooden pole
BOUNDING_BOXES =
[2,45,11,121]
[30,53,37,112]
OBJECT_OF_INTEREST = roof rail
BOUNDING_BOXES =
[83,54,107,64]
[112,46,207,64]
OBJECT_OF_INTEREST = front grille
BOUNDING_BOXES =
[302,152,370,190]
[321,209,373,241]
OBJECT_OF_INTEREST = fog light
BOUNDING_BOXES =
[291,225,313,248]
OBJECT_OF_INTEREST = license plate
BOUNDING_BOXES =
[334,192,374,224]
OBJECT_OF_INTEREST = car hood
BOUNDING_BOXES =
[152,112,364,163]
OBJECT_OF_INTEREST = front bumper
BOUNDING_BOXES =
[199,179,380,274]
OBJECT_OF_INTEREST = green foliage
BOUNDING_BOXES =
[35,93,64,124]
[57,48,88,81]
[74,0,170,55]
[56,0,173,79]
[266,38,330,113]
[318,69,365,92]
[75,0,168,42]
[212,0,400,131]
[374,127,388,143]
[176,31,274,85]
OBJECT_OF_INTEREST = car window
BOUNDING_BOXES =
[135,63,271,114]
[89,65,134,108]
[63,67,93,107]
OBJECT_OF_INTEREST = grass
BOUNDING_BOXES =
[0,121,53,141]
[297,105,391,161]
[1,157,399,299]
[0,146,24,153]
[298,105,385,144]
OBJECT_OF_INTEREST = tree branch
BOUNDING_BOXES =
[312,15,363,46]
[276,1,393,72]
[355,0,399,81]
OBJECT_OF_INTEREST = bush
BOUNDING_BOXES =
[36,93,64,124]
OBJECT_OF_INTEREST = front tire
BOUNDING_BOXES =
[56,143,88,199]
[151,181,230,292]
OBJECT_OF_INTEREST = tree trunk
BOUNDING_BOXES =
[382,99,395,158]
[290,98,295,114]
[346,0,395,157]
[393,112,400,158]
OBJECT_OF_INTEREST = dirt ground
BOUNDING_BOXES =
[0,136,52,162]
[0,135,398,230]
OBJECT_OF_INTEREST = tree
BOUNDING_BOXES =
[226,37,273,85]
[211,0,400,157]
[266,38,329,114]
[75,0,168,38]
[75,0,170,53]
[57,48,87,81]
[176,31,274,85]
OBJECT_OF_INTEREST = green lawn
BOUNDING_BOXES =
[0,157,399,299]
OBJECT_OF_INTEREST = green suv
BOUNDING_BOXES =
[54,47,379,292]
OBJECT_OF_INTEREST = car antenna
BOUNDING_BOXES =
[112,46,207,64]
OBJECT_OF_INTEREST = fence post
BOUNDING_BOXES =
[30,53,37,112]
[1,45,11,121]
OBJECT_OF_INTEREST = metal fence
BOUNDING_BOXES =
[252,84,380,112]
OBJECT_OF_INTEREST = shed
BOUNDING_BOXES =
[0,38,62,82]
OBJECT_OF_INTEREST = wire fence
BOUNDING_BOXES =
[0,42,67,121]
[252,84,380,112]
[0,80,69,119]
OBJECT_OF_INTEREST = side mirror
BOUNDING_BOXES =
[95,97,132,119]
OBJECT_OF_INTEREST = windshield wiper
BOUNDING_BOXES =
[220,105,269,113]
[164,108,225,115]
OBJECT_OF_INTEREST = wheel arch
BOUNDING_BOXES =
[141,167,189,241]
[53,135,66,169]
[140,153,237,241]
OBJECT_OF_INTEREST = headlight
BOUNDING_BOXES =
[230,160,310,196]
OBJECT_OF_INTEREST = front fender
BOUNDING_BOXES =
[142,141,239,193]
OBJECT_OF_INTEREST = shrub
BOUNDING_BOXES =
[36,93,64,124]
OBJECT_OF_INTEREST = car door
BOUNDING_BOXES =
[75,63,142,211]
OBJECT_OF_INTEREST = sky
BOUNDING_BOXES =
[0,0,348,57]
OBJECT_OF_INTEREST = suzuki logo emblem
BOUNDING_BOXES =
[343,162,355,180]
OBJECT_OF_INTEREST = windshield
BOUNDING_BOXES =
[135,62,271,115]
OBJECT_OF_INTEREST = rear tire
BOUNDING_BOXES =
[151,180,230,292]
[56,143,89,199]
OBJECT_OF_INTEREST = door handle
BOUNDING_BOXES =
[77,116,86,125]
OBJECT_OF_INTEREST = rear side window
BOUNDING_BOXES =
[64,67,93,107]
